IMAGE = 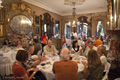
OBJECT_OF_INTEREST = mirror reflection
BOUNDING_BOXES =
[10,15,33,36]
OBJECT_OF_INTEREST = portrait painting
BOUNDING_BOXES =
[35,16,40,25]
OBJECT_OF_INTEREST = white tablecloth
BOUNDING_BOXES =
[0,62,14,76]
[37,54,87,80]
[0,47,24,76]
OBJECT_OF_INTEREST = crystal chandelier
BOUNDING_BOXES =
[72,5,77,27]
[64,0,85,27]
[64,0,85,6]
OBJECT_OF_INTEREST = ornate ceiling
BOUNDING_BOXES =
[2,0,107,16]
[23,0,107,16]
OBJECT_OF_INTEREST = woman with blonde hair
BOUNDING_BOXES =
[97,45,108,65]
[97,45,107,57]
[82,49,104,80]
[97,45,110,80]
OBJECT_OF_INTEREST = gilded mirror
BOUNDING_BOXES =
[10,15,33,36]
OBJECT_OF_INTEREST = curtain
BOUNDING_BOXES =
[92,18,98,36]
[102,19,106,35]
[92,17,106,36]
[61,21,65,35]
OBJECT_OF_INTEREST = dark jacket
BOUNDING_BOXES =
[3,42,10,45]
[32,43,41,55]
[87,64,104,80]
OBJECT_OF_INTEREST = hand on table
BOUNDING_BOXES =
[40,56,46,61]
[80,49,83,55]
[27,68,35,72]
[81,61,88,67]
[52,52,56,56]
[34,68,39,72]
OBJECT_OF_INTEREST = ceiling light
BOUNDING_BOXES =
[64,0,85,28]
[64,0,85,6]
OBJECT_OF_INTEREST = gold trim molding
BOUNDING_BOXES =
[4,2,35,37]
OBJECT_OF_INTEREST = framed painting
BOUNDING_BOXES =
[35,27,39,34]
[35,16,40,25]
[0,9,3,23]
[0,25,3,36]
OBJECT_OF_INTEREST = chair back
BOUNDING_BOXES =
[37,49,42,57]
[102,62,111,80]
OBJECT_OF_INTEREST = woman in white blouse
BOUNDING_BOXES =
[72,40,82,55]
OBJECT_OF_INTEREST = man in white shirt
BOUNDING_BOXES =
[66,38,72,50]
[78,38,84,47]
[43,40,57,55]
[84,41,97,56]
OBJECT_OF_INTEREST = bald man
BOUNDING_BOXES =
[52,48,78,80]
[43,40,57,55]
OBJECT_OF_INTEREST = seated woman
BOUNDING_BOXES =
[16,37,22,47]
[82,49,104,80]
[3,38,10,46]
[62,37,66,48]
[12,50,38,80]
[72,40,82,55]
[97,45,107,64]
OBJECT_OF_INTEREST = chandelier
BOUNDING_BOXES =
[72,6,77,27]
[64,0,85,6]
[64,0,85,27]
[0,0,3,8]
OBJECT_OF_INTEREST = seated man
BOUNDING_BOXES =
[52,48,78,80]
[43,40,57,55]
[3,38,11,46]
[93,36,102,47]
[32,39,41,55]
[84,41,97,56]
[24,44,46,69]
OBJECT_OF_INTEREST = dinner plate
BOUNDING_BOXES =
[31,55,38,59]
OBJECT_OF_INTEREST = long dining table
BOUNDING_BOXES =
[0,47,87,80]
[0,46,24,76]
[37,53,87,80]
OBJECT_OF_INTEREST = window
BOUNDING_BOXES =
[55,21,59,34]
[95,21,104,37]
[44,24,47,32]
[77,22,88,37]
[65,22,70,38]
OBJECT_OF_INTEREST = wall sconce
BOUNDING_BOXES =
[8,18,10,22]
[107,21,110,25]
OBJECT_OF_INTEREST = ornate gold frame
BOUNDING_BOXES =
[4,2,36,37]
[34,16,40,26]
[107,0,120,30]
